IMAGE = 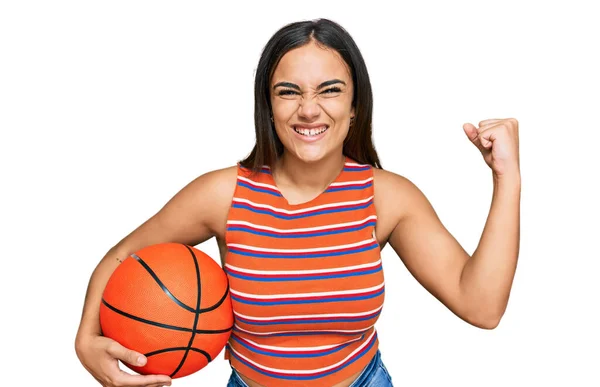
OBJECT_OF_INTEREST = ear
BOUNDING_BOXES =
[350,106,355,119]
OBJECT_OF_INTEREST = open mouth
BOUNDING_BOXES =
[293,125,329,137]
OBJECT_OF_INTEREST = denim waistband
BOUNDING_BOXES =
[348,349,381,386]
[228,350,382,387]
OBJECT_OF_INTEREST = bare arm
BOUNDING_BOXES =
[378,119,521,329]
[379,170,519,329]
[459,174,520,325]
[75,166,237,386]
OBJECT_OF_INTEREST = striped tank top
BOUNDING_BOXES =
[223,157,385,386]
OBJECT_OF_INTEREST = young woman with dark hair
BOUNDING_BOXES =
[75,18,521,387]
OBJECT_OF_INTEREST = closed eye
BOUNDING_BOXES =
[276,87,342,97]
[277,89,299,96]
[322,87,342,94]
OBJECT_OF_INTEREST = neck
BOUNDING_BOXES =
[274,152,346,192]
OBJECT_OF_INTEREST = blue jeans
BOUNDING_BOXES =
[227,350,393,386]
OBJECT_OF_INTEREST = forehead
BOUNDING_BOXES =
[271,41,352,86]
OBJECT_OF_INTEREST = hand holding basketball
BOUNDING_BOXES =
[76,334,172,387]
[99,243,233,378]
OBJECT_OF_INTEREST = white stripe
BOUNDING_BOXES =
[234,323,373,336]
[228,238,375,254]
[227,215,377,233]
[344,162,369,167]
[225,258,381,276]
[238,335,364,352]
[328,177,373,187]
[230,281,384,300]
[237,176,280,191]
[234,305,383,321]
[229,330,376,374]
[232,195,373,215]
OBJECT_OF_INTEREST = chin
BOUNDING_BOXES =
[285,146,323,163]
[293,147,337,164]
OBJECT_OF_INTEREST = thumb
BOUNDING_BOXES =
[106,342,147,366]
[463,123,479,144]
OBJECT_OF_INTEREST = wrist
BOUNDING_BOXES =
[75,324,101,345]
[493,170,521,188]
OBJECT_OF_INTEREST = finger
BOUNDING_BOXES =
[143,382,173,387]
[106,342,147,367]
[478,127,496,149]
[112,371,172,387]
[145,383,173,387]
[478,118,504,127]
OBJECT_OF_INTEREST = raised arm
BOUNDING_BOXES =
[377,118,520,329]
[75,166,237,387]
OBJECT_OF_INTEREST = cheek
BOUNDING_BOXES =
[271,99,298,120]
[319,97,353,117]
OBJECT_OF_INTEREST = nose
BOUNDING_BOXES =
[297,96,321,120]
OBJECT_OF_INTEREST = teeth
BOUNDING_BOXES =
[294,126,328,137]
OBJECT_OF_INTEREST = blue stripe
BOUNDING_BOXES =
[236,312,381,326]
[231,288,384,306]
[227,332,377,380]
[325,182,373,193]
[238,182,282,197]
[226,266,382,282]
[232,201,373,220]
[227,221,376,239]
[344,166,370,172]
[231,334,358,358]
[228,242,378,259]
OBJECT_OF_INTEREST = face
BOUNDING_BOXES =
[270,41,355,163]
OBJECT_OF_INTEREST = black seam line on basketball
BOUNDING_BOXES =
[144,347,211,362]
[198,286,230,313]
[131,253,229,315]
[131,253,196,314]
[101,299,233,334]
[169,245,202,378]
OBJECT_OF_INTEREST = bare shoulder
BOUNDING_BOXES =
[372,167,413,191]
[372,167,426,210]
[372,167,434,244]
[182,165,238,234]
[109,165,239,258]
[190,165,238,199]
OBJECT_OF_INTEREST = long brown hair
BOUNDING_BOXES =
[240,19,382,172]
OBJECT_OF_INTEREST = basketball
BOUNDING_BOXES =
[99,242,233,378]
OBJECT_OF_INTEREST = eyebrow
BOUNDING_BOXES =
[273,79,347,90]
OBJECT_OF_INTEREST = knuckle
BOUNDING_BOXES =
[124,349,134,360]
[107,341,119,353]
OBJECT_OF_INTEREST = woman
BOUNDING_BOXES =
[75,19,521,387]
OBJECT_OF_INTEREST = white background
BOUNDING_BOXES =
[1,1,599,386]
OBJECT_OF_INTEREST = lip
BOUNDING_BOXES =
[292,123,329,129]
[291,125,329,143]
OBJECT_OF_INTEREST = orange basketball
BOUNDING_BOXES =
[99,243,233,378]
